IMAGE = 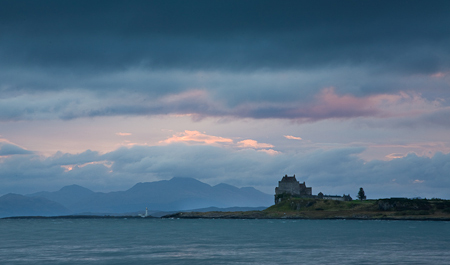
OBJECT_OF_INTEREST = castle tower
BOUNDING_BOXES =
[274,174,312,204]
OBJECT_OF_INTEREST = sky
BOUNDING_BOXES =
[1,0,450,199]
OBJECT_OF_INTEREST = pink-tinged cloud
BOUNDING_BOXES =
[289,88,445,121]
[0,138,15,144]
[234,87,383,122]
[158,89,228,122]
[237,139,274,149]
[230,89,447,123]
[308,87,378,119]
[0,139,33,156]
[161,89,209,103]
[284,135,302,140]
[373,92,445,118]
[116,132,132,136]
[161,130,233,145]
[258,149,280,155]
[160,131,280,154]
[120,140,144,147]
[369,141,450,159]
[431,72,446,78]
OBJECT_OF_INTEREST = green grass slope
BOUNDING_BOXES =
[163,198,450,220]
[263,198,450,220]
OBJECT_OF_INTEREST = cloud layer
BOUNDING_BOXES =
[0,142,33,156]
[0,1,449,124]
[1,142,449,199]
[2,1,449,72]
[1,1,449,199]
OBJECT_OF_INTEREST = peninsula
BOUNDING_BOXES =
[163,175,450,220]
[162,197,450,220]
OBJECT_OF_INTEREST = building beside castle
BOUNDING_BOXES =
[274,174,352,204]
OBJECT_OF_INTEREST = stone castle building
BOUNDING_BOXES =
[275,174,351,204]
[275,175,312,204]
[275,175,312,196]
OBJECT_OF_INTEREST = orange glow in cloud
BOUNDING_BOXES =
[78,161,113,168]
[161,130,233,145]
[61,160,113,172]
[121,140,143,147]
[161,131,280,155]
[284,135,302,140]
[237,139,274,149]
[385,153,406,160]
[116,132,132,136]
[61,165,74,172]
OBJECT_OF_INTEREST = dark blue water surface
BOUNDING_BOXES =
[1,218,449,264]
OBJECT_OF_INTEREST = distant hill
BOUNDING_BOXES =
[0,193,70,218]
[70,177,273,213]
[23,177,273,215]
[28,184,95,209]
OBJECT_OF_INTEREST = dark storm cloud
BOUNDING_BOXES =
[1,0,450,122]
[1,0,450,73]
[1,144,449,199]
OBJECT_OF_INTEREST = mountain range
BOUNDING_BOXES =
[0,177,273,218]
[0,193,70,217]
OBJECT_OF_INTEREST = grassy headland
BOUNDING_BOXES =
[163,198,450,220]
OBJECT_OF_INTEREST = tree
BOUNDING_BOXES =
[357,187,366,201]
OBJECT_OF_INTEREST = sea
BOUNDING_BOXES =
[0,218,449,264]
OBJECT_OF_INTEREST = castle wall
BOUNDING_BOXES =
[275,175,313,204]
[276,181,301,195]
[305,187,312,196]
[274,175,351,204]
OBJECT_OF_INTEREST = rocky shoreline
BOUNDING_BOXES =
[2,215,157,219]
[2,211,450,221]
[3,198,450,221]
[161,197,450,221]
[161,211,450,221]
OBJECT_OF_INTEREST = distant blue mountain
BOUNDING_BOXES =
[15,177,273,216]
[69,177,273,213]
[0,193,70,218]
[28,184,95,210]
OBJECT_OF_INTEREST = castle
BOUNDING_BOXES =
[274,174,352,204]
[275,175,311,196]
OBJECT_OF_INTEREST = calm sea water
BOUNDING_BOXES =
[0,218,449,264]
